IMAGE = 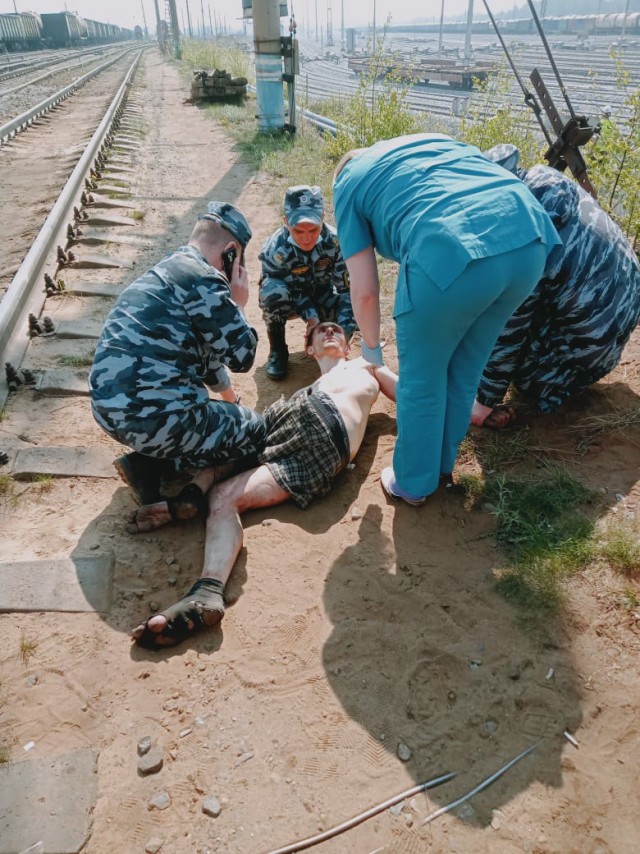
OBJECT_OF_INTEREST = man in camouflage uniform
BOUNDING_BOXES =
[471,145,640,427]
[89,201,267,513]
[258,184,356,380]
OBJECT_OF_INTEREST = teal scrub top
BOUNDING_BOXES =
[333,133,562,290]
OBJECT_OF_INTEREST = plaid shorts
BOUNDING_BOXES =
[259,389,350,508]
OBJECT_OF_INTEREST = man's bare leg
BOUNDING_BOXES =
[132,465,289,648]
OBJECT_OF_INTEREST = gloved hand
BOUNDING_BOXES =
[360,341,384,366]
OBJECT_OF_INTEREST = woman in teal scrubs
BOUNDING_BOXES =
[333,134,561,505]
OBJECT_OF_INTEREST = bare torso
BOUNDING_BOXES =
[300,357,380,459]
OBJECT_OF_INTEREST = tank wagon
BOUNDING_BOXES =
[389,13,640,39]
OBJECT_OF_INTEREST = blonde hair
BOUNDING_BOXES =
[333,148,367,183]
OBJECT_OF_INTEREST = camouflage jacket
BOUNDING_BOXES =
[259,223,351,321]
[89,245,257,418]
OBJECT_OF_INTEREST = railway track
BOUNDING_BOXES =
[0,47,131,126]
[298,34,640,129]
[0,49,147,406]
[0,47,106,86]
[0,48,141,302]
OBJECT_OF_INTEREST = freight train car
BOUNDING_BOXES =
[0,12,43,52]
[40,11,82,48]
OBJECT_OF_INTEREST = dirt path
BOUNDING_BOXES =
[0,50,639,854]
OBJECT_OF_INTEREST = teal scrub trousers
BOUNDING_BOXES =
[392,239,548,498]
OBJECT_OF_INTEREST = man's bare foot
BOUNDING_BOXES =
[471,399,517,430]
[132,578,225,649]
[127,501,173,534]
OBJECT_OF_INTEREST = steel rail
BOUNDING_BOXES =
[0,49,121,98]
[0,50,144,407]
[0,47,136,144]
[0,49,87,85]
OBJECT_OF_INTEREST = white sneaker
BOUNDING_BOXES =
[380,467,427,506]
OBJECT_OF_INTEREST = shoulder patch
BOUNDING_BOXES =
[291,265,310,275]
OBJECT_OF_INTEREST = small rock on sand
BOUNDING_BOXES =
[137,735,152,756]
[202,795,222,818]
[138,746,164,775]
[148,791,171,811]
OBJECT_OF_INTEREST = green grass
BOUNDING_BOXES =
[473,428,531,473]
[620,585,640,608]
[32,475,53,493]
[0,744,10,764]
[128,210,145,221]
[181,38,254,82]
[0,474,13,495]
[19,633,37,666]
[486,465,596,611]
[57,354,94,368]
[599,520,640,576]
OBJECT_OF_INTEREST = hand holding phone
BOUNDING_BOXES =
[222,246,237,281]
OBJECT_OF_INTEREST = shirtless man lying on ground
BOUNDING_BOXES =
[131,321,398,649]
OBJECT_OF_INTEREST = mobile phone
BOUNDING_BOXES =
[222,246,237,281]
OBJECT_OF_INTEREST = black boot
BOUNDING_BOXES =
[266,323,289,380]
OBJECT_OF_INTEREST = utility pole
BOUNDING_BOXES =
[622,0,631,42]
[167,0,181,58]
[200,0,205,37]
[140,0,149,37]
[327,0,333,47]
[372,0,376,51]
[341,0,344,50]
[315,0,318,41]
[253,0,285,131]
[153,0,162,45]
[208,4,213,38]
[464,0,473,62]
[185,0,193,38]
[438,0,444,57]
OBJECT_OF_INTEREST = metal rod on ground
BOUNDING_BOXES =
[265,772,457,854]
[421,742,541,827]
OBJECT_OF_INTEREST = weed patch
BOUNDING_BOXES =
[486,465,596,610]
[57,354,94,368]
[599,520,640,576]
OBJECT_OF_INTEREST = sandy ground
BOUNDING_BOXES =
[1,50,639,854]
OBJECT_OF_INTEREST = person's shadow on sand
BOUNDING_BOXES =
[322,502,583,825]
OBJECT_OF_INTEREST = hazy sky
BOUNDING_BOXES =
[1,1,523,34]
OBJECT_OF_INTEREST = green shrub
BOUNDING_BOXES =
[181,38,253,82]
[459,65,543,166]
[323,25,422,160]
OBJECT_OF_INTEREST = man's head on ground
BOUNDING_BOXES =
[283,185,324,251]
[305,321,349,360]
[189,200,252,270]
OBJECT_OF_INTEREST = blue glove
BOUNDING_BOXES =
[361,341,384,366]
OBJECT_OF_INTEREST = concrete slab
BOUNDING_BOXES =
[69,253,132,270]
[112,143,140,153]
[35,369,89,396]
[62,282,123,298]
[100,164,135,174]
[83,213,136,227]
[0,552,114,613]
[11,446,117,479]
[87,196,135,210]
[0,749,99,853]
[55,321,103,339]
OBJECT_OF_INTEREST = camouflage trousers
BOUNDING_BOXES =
[259,278,355,336]
[92,398,267,470]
